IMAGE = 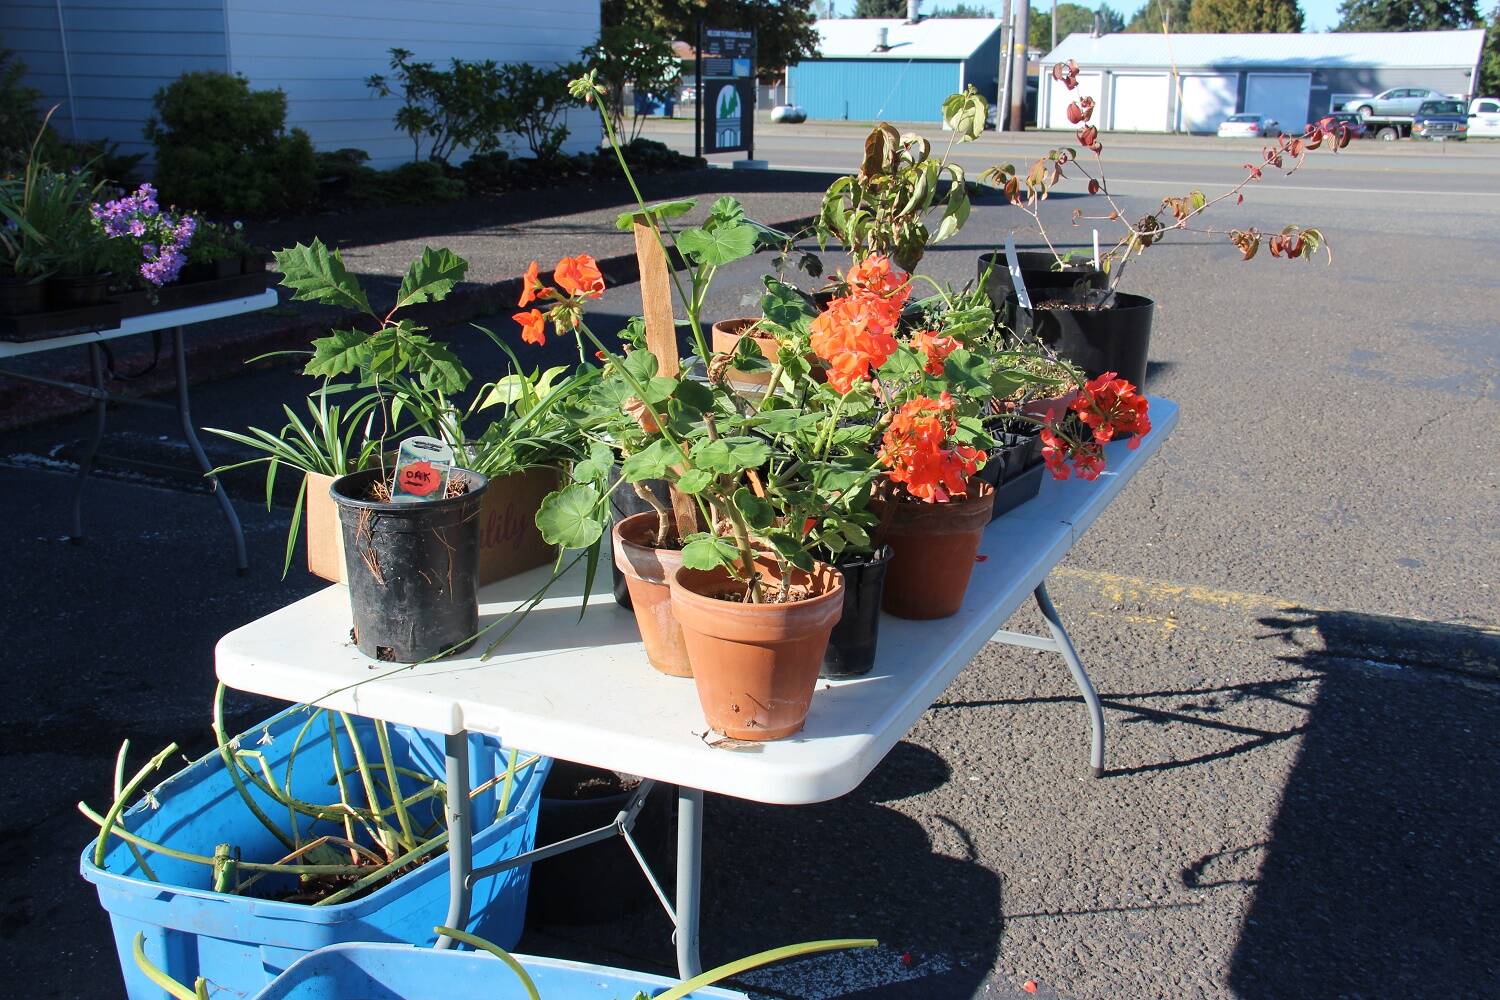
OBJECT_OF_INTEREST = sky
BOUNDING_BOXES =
[828,0,1348,33]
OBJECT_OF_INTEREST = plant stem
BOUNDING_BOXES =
[93,741,179,870]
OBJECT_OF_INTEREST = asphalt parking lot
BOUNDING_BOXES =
[2,127,1497,998]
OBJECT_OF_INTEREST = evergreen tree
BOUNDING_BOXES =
[604,0,821,78]
[1029,4,1125,48]
[931,3,994,15]
[1334,0,1479,30]
[1482,5,1500,94]
[854,0,911,16]
[1187,0,1305,32]
[1124,0,1192,31]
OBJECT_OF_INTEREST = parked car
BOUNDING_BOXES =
[1469,96,1500,138]
[1345,88,1448,120]
[770,104,807,124]
[1411,99,1469,140]
[1217,113,1280,138]
[1321,111,1367,139]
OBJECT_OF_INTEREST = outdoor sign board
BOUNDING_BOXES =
[696,25,755,158]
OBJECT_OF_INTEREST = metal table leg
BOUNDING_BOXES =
[675,786,704,979]
[436,730,473,950]
[990,579,1107,777]
[171,327,247,574]
[68,343,108,543]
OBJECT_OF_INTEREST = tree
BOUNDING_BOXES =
[1029,4,1125,49]
[931,3,994,15]
[1124,0,1192,31]
[1187,0,1305,32]
[1483,5,1500,95]
[604,0,820,80]
[855,0,910,15]
[1334,0,1478,30]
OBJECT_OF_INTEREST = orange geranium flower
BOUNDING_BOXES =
[847,255,908,298]
[809,295,900,394]
[513,308,546,346]
[910,330,959,376]
[553,254,605,299]
[878,393,982,502]
[518,260,546,307]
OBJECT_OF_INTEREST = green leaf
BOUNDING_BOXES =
[535,485,604,549]
[621,438,678,481]
[679,533,740,571]
[395,246,468,309]
[677,223,758,267]
[933,171,970,245]
[571,442,616,485]
[672,377,715,416]
[614,199,696,232]
[408,336,470,393]
[709,196,746,224]
[275,240,372,314]
[674,468,714,494]
[761,277,815,331]
[304,329,369,380]
[732,488,775,530]
[942,89,989,141]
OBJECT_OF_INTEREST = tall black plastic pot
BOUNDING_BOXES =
[608,468,670,610]
[1027,290,1154,389]
[979,250,1106,329]
[526,762,673,926]
[820,546,893,679]
[331,467,488,662]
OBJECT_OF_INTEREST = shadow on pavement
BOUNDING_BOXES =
[1223,611,1500,997]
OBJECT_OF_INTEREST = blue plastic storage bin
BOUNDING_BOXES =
[80,707,551,1000]
[252,943,746,999]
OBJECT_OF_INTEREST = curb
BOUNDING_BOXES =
[0,213,818,434]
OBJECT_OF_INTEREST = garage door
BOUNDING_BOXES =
[1180,74,1238,133]
[1110,74,1169,132]
[1245,73,1311,134]
[1046,72,1100,129]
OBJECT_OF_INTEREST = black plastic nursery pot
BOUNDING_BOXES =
[1027,289,1154,389]
[332,467,489,663]
[976,430,1046,522]
[979,250,1106,317]
[526,761,673,927]
[821,546,894,679]
[0,275,45,316]
[47,272,114,308]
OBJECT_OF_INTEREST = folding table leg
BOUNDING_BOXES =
[436,730,473,950]
[68,343,108,543]
[171,327,247,573]
[674,786,704,979]
[1033,581,1106,778]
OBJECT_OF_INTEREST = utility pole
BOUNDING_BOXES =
[1009,0,1029,131]
[1051,0,1058,52]
[998,0,1013,130]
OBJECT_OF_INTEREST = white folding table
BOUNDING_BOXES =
[216,397,1177,977]
[0,290,279,572]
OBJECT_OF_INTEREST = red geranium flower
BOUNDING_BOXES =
[878,392,982,502]
[910,330,959,376]
[553,253,605,300]
[518,260,546,308]
[1072,371,1151,448]
[513,308,546,346]
[810,295,900,394]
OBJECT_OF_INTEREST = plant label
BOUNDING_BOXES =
[392,436,454,502]
[1003,234,1032,311]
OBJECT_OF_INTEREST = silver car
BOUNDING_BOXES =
[1347,88,1448,120]
[1217,113,1280,138]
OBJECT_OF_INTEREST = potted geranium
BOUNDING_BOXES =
[979,58,1343,387]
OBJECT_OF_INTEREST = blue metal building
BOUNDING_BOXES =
[789,17,1004,123]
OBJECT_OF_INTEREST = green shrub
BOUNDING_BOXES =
[1,47,44,173]
[146,72,316,218]
[497,62,578,160]
[367,49,511,165]
[378,160,466,204]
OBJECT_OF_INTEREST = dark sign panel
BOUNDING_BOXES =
[696,26,755,157]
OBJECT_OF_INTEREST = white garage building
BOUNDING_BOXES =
[1038,29,1487,134]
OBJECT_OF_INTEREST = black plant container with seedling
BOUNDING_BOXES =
[1025,288,1154,389]
[332,467,489,662]
[820,545,894,679]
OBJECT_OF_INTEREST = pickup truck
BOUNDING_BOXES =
[1411,99,1469,140]
[1470,96,1500,138]
[1339,95,1491,140]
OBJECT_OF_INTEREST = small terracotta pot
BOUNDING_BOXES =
[670,556,844,741]
[870,479,996,620]
[711,317,778,390]
[1016,387,1081,424]
[612,511,691,678]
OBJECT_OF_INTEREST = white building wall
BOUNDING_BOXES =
[225,0,602,167]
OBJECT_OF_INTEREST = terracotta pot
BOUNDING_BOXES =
[669,556,844,741]
[1015,387,1080,424]
[870,479,995,620]
[305,470,347,583]
[711,317,778,391]
[611,511,691,677]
